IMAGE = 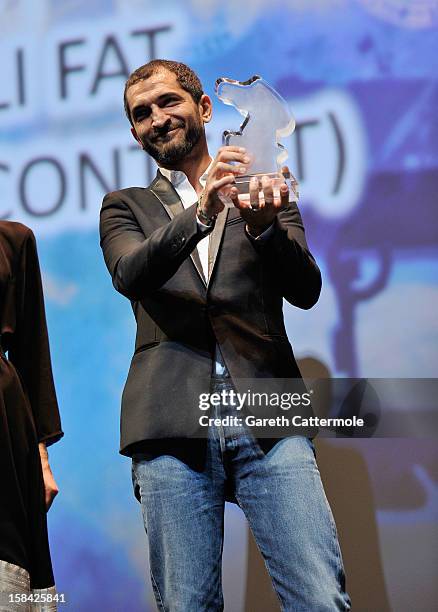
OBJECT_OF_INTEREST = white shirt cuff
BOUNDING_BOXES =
[196,217,213,233]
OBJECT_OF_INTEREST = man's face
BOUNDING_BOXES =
[126,70,206,166]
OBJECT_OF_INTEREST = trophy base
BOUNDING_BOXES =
[220,171,298,209]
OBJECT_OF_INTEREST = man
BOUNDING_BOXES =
[100,59,351,611]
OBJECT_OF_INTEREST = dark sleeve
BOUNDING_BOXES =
[247,201,322,309]
[99,191,211,301]
[8,229,63,446]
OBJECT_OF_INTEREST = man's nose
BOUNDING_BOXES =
[150,105,169,128]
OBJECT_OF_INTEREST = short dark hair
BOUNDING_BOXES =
[123,59,204,125]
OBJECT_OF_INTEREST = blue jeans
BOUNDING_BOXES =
[131,378,351,611]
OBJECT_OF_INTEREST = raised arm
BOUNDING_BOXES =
[263,202,322,309]
[231,174,322,310]
[99,191,210,301]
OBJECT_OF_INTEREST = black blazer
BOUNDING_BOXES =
[100,172,321,456]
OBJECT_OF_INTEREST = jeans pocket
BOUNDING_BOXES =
[131,460,142,503]
[306,436,317,458]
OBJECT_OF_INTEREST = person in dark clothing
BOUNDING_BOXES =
[0,221,63,611]
[100,60,351,611]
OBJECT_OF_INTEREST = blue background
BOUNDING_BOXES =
[1,1,437,609]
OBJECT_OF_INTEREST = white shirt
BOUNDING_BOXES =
[159,161,274,376]
[159,161,212,282]
[159,161,229,376]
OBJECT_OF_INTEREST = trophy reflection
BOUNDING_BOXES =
[215,75,298,209]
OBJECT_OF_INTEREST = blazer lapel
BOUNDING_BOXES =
[207,205,229,288]
[150,172,207,287]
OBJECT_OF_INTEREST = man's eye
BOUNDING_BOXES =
[135,110,149,121]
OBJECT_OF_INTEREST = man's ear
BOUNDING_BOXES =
[131,126,142,147]
[199,94,212,124]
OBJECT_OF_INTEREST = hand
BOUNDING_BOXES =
[197,146,250,221]
[38,442,59,511]
[230,168,294,237]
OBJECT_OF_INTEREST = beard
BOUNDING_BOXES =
[140,116,204,166]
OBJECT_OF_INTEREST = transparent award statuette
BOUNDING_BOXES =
[215,75,299,209]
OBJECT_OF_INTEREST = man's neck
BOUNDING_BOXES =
[160,145,211,196]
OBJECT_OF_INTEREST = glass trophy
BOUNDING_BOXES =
[215,75,298,209]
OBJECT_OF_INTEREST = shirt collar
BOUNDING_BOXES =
[159,158,213,189]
